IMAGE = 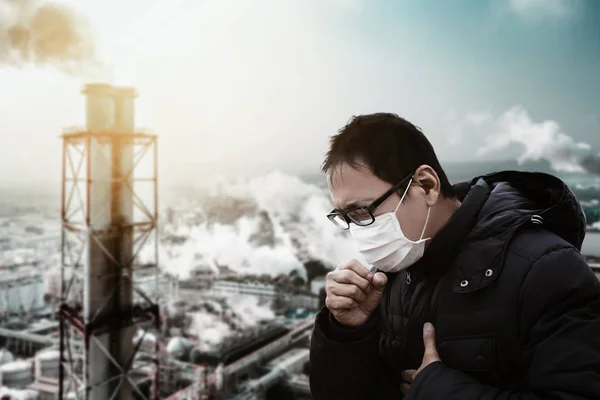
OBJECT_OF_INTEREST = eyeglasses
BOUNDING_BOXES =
[327,173,414,230]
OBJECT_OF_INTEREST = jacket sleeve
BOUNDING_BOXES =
[309,306,390,400]
[407,247,600,400]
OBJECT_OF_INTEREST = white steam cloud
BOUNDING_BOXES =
[473,106,600,175]
[139,170,362,280]
[188,295,275,351]
[4,171,361,282]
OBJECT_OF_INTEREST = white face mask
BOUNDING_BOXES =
[349,178,431,273]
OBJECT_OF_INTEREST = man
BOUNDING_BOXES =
[309,113,600,399]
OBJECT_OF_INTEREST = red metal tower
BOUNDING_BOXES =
[59,84,160,399]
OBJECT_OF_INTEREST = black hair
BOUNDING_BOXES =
[322,112,456,198]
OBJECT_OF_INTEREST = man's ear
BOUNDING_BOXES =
[414,165,440,207]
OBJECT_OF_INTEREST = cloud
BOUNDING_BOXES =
[472,106,600,175]
[466,111,493,126]
[443,111,493,146]
[443,110,466,146]
[507,0,574,19]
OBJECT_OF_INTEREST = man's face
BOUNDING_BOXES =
[328,162,431,242]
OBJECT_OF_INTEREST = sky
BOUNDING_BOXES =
[0,0,599,186]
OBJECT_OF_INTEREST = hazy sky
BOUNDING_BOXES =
[0,0,599,185]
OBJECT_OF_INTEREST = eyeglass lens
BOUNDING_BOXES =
[346,208,375,226]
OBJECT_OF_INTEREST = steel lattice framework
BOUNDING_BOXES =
[59,129,160,400]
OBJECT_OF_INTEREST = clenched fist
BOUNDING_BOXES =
[325,260,388,327]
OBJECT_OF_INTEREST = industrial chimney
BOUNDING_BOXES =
[59,84,160,400]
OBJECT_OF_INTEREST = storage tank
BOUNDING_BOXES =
[0,360,33,388]
[44,267,61,300]
[0,387,38,400]
[0,272,44,315]
[0,350,14,366]
[133,331,157,354]
[166,337,194,361]
[35,349,60,379]
[19,279,45,312]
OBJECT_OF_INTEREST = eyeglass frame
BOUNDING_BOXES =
[326,172,414,230]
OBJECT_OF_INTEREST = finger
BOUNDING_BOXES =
[329,283,367,303]
[423,322,440,360]
[400,382,410,395]
[337,259,371,280]
[332,269,370,293]
[325,295,355,311]
[372,272,388,291]
[401,369,417,383]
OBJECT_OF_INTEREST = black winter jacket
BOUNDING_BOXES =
[309,171,600,400]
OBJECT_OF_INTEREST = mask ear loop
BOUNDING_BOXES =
[394,178,413,213]
[419,207,431,241]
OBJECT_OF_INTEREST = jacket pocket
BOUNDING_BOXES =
[438,336,496,372]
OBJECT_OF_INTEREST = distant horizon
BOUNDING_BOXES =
[0,157,598,190]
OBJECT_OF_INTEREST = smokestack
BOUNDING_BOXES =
[83,83,136,400]
[0,0,107,77]
[476,107,600,176]
[60,84,160,400]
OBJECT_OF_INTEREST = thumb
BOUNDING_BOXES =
[423,322,440,360]
[362,272,387,313]
[372,272,387,291]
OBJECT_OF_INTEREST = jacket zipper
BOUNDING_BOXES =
[402,273,428,369]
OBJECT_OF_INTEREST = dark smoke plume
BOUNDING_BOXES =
[581,154,600,176]
[0,0,109,77]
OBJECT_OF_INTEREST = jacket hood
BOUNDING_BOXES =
[450,170,586,293]
[458,170,586,249]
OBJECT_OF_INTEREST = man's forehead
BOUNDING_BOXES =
[327,162,371,187]
[328,164,382,209]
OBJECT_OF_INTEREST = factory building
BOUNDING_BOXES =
[285,294,319,311]
[239,347,310,398]
[134,269,180,305]
[0,264,45,319]
[186,264,217,289]
[211,280,277,299]
[27,348,61,399]
[165,319,314,399]
[211,279,320,312]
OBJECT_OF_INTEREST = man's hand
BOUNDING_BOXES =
[401,322,442,395]
[325,260,387,327]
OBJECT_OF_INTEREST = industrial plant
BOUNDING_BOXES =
[1,83,598,400]
[0,84,319,400]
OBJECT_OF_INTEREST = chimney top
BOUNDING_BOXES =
[82,83,137,98]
